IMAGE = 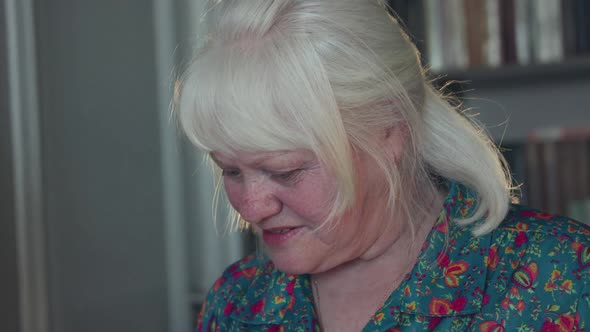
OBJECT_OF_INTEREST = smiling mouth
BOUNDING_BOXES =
[262,227,303,246]
[267,228,292,234]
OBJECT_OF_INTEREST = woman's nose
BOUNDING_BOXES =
[236,179,282,224]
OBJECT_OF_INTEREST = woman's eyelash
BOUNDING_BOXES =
[221,169,241,177]
[271,169,302,182]
[220,168,304,183]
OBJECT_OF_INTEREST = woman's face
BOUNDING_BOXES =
[212,149,393,274]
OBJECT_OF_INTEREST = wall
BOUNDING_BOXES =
[33,0,168,331]
[0,0,21,331]
[465,77,590,143]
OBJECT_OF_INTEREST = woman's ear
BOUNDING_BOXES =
[382,123,408,162]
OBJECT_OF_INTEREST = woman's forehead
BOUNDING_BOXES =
[211,149,315,166]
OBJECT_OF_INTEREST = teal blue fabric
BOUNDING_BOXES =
[197,183,590,331]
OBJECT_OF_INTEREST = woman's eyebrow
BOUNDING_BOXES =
[209,155,228,168]
[211,151,298,168]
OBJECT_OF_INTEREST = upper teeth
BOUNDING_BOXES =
[271,229,290,234]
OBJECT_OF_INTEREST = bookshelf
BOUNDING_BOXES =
[440,56,590,88]
[388,0,590,222]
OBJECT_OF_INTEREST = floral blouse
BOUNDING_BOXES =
[197,182,590,331]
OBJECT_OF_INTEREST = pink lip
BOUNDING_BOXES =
[262,226,303,246]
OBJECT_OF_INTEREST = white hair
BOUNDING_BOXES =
[176,0,514,236]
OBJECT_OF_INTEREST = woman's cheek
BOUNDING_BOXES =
[223,179,242,210]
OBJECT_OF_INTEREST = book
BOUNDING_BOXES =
[424,0,444,71]
[562,0,578,57]
[499,0,518,64]
[464,0,487,67]
[574,0,590,54]
[484,0,503,67]
[445,0,469,69]
[514,0,532,64]
[531,0,564,63]
[526,128,590,216]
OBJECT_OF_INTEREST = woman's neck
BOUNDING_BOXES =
[310,189,445,331]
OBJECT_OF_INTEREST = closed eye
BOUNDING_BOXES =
[270,169,302,184]
[221,169,241,178]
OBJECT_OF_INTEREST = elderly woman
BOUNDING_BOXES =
[177,0,590,331]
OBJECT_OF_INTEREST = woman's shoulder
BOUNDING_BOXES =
[487,203,590,287]
[497,204,590,243]
[196,254,285,331]
[478,205,590,328]
[197,254,317,331]
[203,254,276,303]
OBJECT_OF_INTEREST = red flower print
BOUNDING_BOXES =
[223,302,234,316]
[541,320,561,332]
[444,260,470,287]
[520,211,554,219]
[544,279,558,291]
[434,219,449,233]
[501,297,510,309]
[212,277,226,292]
[250,299,265,315]
[286,278,296,295]
[273,295,286,305]
[540,315,575,332]
[451,296,467,312]
[567,225,578,234]
[482,294,490,306]
[460,198,475,216]
[557,314,575,331]
[403,285,411,297]
[428,317,443,329]
[286,295,295,310]
[560,279,573,291]
[267,325,284,332]
[485,246,499,270]
[515,300,525,312]
[437,251,450,268]
[479,320,505,332]
[571,242,590,269]
[373,312,385,324]
[512,262,538,289]
[429,297,452,315]
[515,231,528,248]
[232,266,258,279]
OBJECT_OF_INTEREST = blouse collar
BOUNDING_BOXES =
[229,182,491,326]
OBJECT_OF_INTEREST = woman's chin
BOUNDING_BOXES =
[267,253,316,275]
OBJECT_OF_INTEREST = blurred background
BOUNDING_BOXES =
[1,0,589,332]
